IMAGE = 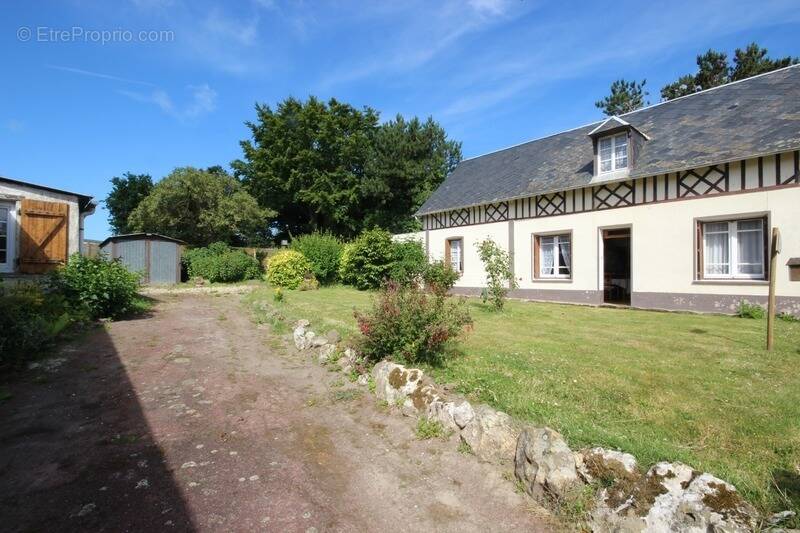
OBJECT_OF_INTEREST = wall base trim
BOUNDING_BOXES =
[450,286,800,316]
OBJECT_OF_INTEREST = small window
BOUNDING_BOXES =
[535,233,571,278]
[598,133,628,174]
[446,238,463,272]
[700,218,766,279]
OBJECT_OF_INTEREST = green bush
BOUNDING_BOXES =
[0,282,77,369]
[290,233,343,284]
[737,300,765,319]
[339,228,396,290]
[266,250,315,289]
[183,242,261,283]
[423,260,460,296]
[354,281,472,365]
[389,239,427,286]
[477,238,517,311]
[50,254,141,319]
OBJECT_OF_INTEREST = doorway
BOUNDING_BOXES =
[603,228,631,304]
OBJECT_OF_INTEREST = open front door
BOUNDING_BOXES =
[603,228,631,304]
[18,199,69,274]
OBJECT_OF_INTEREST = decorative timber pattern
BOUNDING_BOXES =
[594,181,634,209]
[535,192,566,217]
[420,150,800,231]
[677,164,728,197]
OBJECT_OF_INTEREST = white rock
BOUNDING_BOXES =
[296,319,311,328]
[577,447,638,483]
[372,361,423,404]
[461,405,518,464]
[514,426,581,500]
[428,399,474,431]
[293,326,308,350]
[318,344,336,364]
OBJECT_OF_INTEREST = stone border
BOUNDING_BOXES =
[290,319,793,532]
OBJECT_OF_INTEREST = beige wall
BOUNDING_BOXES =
[416,152,800,315]
[0,182,83,272]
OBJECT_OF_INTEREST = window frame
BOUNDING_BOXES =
[445,237,464,274]
[598,133,629,174]
[696,216,768,281]
[533,231,573,280]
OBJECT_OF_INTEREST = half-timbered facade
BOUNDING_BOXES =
[0,177,95,275]
[409,65,800,315]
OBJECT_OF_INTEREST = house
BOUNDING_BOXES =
[412,65,800,315]
[0,176,95,275]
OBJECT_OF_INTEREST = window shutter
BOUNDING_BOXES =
[444,239,451,268]
[533,235,540,279]
[696,221,704,280]
[18,199,69,274]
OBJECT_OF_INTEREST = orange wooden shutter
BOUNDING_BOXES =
[18,199,69,273]
[444,239,451,268]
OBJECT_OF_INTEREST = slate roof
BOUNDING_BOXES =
[418,64,800,215]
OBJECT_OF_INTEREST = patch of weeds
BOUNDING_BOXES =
[367,376,376,394]
[377,399,390,412]
[737,300,765,319]
[393,396,406,408]
[553,484,598,529]
[457,440,473,455]
[108,433,139,445]
[347,369,359,382]
[217,313,227,321]
[332,388,363,402]
[777,312,799,322]
[415,418,446,440]
[330,377,345,388]
[0,388,12,403]
[305,396,317,407]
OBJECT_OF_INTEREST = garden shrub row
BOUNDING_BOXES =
[182,242,261,283]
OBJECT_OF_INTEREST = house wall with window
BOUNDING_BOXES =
[417,151,800,315]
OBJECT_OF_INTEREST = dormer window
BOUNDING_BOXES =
[599,133,628,173]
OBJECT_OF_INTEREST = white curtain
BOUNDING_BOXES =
[737,221,763,274]
[558,238,571,274]
[450,240,461,270]
[0,207,7,263]
[540,238,554,275]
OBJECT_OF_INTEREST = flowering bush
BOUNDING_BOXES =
[355,281,472,365]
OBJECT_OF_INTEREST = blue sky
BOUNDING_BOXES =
[2,0,799,240]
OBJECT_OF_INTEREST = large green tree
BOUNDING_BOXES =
[105,172,153,235]
[128,166,273,246]
[232,97,461,238]
[661,43,797,100]
[595,79,648,116]
[363,115,461,233]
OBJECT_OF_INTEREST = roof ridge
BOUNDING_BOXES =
[461,64,800,163]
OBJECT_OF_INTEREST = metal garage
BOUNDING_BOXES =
[99,233,185,284]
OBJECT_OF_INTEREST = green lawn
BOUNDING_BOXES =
[245,285,800,515]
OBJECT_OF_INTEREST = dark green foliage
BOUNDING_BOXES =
[355,281,472,365]
[182,242,261,283]
[423,260,460,297]
[595,79,648,116]
[105,172,153,235]
[0,282,77,369]
[389,239,427,286]
[661,43,798,100]
[737,300,765,319]
[290,233,343,284]
[233,97,461,239]
[128,167,273,246]
[265,250,314,289]
[338,228,396,290]
[362,115,461,233]
[50,254,141,319]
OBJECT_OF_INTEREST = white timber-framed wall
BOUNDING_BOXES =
[408,150,800,315]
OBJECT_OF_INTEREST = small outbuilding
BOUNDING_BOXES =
[99,233,185,284]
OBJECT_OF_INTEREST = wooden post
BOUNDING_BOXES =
[766,227,781,351]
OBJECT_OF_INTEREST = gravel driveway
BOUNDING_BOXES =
[0,292,552,532]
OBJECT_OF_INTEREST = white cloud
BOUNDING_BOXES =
[120,83,217,119]
[46,65,155,86]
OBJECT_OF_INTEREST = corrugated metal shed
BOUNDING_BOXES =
[99,233,185,284]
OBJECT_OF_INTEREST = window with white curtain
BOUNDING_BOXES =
[0,206,7,264]
[537,233,571,278]
[447,238,463,272]
[702,218,765,279]
[598,133,628,173]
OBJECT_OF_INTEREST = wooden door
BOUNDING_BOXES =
[18,199,69,274]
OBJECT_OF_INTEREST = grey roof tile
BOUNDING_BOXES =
[418,65,800,215]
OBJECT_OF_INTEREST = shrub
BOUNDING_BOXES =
[423,260,460,296]
[737,300,765,319]
[183,242,261,283]
[0,282,77,369]
[266,250,314,289]
[50,254,141,319]
[273,287,284,302]
[354,281,472,365]
[290,233,343,284]
[339,228,396,290]
[390,239,427,286]
[477,238,517,311]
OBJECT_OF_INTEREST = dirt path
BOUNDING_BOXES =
[0,292,552,532]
